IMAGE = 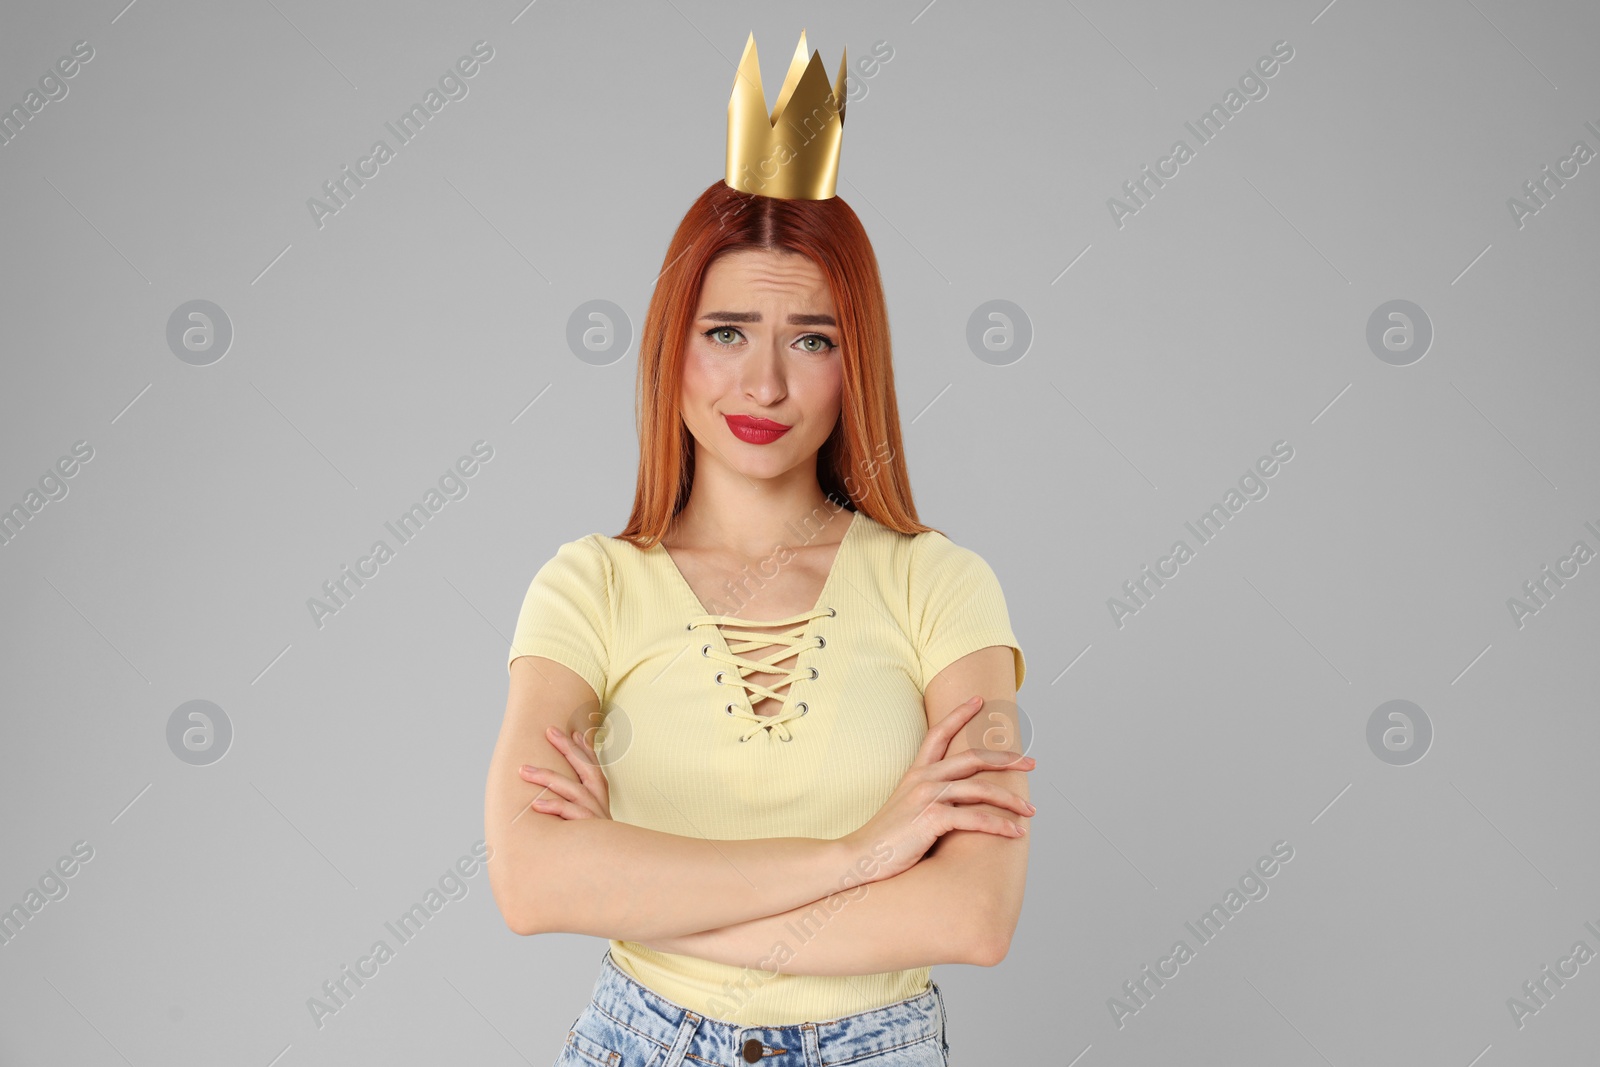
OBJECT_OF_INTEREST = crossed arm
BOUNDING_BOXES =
[526,645,1031,975]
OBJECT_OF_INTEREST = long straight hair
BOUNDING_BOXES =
[615,179,936,549]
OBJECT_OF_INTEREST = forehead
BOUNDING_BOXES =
[698,249,832,307]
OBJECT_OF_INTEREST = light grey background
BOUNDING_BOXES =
[3,0,1598,1064]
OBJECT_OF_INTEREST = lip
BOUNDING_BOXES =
[723,414,792,444]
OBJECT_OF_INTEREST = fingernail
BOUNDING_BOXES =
[1026,802,1037,813]
[519,764,534,775]
[546,726,560,738]
[1016,824,1028,835]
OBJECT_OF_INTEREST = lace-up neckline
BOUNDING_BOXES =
[655,511,859,743]
[689,606,836,741]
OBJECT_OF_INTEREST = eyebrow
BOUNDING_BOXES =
[699,311,837,326]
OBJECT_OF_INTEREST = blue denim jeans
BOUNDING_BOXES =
[552,948,951,1066]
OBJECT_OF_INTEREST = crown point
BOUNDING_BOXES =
[725,29,848,200]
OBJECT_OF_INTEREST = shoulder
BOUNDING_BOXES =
[849,516,1010,616]
[539,532,611,566]
[842,513,1005,594]
[907,527,1003,586]
[899,525,1025,689]
[529,533,616,594]
[904,528,1016,643]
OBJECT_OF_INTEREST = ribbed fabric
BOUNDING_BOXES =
[508,509,1024,1026]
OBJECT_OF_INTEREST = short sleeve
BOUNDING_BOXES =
[910,532,1026,692]
[507,535,612,701]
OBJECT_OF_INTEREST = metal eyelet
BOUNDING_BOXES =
[726,703,737,715]
[685,622,695,631]
[815,636,826,649]
[701,643,712,657]
[795,702,808,716]
[826,606,837,617]
[808,667,819,680]
[714,671,725,684]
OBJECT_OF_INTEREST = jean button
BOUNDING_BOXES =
[742,1037,764,1062]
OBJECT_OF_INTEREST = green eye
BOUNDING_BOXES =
[703,327,835,352]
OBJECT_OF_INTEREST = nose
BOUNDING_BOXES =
[739,339,787,407]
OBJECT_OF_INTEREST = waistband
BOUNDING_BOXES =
[580,948,948,1065]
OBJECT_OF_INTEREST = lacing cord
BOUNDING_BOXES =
[687,606,835,741]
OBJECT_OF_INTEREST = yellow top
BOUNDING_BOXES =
[507,509,1025,1025]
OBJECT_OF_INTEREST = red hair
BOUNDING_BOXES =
[616,180,936,548]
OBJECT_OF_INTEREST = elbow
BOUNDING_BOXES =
[487,819,588,937]
[965,885,1021,967]
[492,886,538,936]
[969,927,1012,967]
[505,908,544,938]
[489,868,555,937]
[500,894,557,937]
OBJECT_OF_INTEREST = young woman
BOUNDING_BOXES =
[484,33,1031,1067]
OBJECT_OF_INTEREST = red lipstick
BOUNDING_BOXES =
[723,414,792,444]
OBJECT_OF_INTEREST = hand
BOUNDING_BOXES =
[837,696,1034,883]
[518,725,611,820]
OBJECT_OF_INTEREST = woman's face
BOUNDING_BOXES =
[680,248,844,483]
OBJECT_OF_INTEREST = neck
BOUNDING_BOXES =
[669,451,850,556]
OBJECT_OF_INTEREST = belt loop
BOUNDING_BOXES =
[801,1020,822,1067]
[661,1009,702,1067]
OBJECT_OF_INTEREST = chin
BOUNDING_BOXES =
[735,441,819,474]
[730,453,801,480]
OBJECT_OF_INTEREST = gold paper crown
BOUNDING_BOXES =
[726,30,848,200]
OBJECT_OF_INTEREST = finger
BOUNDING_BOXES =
[929,749,1035,780]
[520,764,605,819]
[912,696,986,767]
[910,779,959,828]
[933,696,1018,764]
[529,794,592,820]
[554,731,602,795]
[545,728,609,810]
[942,806,1027,838]
[570,729,611,808]
[961,747,1036,773]
[936,781,1037,817]
[914,698,982,761]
